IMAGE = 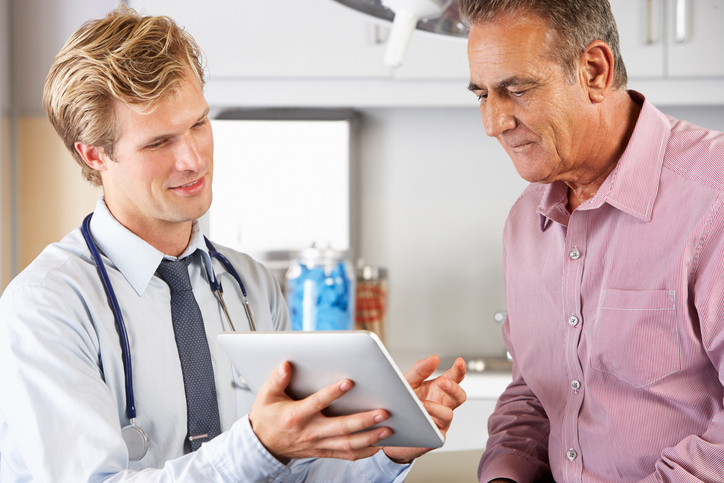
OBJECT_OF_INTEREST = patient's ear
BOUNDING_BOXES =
[75,143,109,172]
[580,40,615,104]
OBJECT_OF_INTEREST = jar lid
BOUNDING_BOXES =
[297,242,350,263]
[358,264,388,280]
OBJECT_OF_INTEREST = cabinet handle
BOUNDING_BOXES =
[645,0,654,44]
[675,0,688,43]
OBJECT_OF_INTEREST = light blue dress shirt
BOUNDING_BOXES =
[0,199,410,482]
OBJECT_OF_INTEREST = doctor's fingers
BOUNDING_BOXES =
[303,408,391,441]
[422,400,454,432]
[308,426,393,457]
[256,361,294,401]
[435,376,467,409]
[298,378,359,415]
[295,443,382,462]
[440,357,467,384]
[404,355,440,388]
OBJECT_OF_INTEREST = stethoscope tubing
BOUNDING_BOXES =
[82,214,137,420]
[204,238,256,331]
[81,211,254,459]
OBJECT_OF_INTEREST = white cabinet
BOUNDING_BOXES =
[668,0,724,77]
[128,0,393,78]
[127,0,724,106]
[128,0,470,81]
[611,0,665,78]
[612,0,724,79]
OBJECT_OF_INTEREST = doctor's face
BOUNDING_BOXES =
[467,14,592,185]
[98,71,213,239]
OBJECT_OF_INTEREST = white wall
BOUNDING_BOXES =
[0,0,13,287]
[351,103,724,358]
[7,0,724,360]
[8,0,108,273]
[14,0,118,116]
[0,0,8,112]
[355,107,529,357]
[658,105,724,133]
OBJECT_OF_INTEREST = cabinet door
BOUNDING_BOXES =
[611,0,665,78]
[667,0,724,77]
[392,31,470,80]
[127,0,393,78]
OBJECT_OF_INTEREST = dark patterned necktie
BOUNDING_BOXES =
[156,256,221,451]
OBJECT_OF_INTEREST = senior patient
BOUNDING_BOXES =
[461,0,724,482]
[0,6,466,482]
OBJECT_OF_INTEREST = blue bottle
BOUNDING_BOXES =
[286,245,355,331]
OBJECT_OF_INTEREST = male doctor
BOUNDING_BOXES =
[0,6,466,482]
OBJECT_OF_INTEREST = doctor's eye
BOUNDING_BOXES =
[145,139,167,149]
[193,119,208,129]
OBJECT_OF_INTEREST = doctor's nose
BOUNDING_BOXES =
[482,96,517,138]
[174,135,205,171]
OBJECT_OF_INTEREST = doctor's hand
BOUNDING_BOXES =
[248,361,392,463]
[382,355,467,464]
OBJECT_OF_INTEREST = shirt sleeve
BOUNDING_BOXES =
[0,256,408,482]
[204,418,412,483]
[476,315,553,483]
[637,193,724,482]
[285,451,411,483]
[0,280,294,483]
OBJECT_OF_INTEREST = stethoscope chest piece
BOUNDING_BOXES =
[122,422,149,461]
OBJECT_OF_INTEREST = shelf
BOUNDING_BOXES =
[205,77,724,109]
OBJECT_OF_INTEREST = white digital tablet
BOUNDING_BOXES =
[216,330,444,448]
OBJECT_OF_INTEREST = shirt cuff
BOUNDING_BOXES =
[206,414,291,483]
[356,450,413,482]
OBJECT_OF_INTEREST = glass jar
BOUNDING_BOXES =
[355,263,388,345]
[285,245,355,331]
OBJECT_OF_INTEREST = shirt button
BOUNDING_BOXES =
[569,315,579,327]
[571,380,581,390]
[569,248,581,260]
[567,449,578,461]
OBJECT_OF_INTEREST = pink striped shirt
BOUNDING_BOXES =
[479,91,724,483]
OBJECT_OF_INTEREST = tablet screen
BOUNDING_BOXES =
[217,330,444,448]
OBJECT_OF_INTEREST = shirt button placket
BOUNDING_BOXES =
[565,242,583,476]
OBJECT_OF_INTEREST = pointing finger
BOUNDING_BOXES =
[436,377,467,408]
[404,355,440,388]
[440,357,467,384]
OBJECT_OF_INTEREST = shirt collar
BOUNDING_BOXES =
[88,198,213,296]
[537,90,672,229]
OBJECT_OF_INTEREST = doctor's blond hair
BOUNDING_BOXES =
[43,5,205,186]
[459,0,627,90]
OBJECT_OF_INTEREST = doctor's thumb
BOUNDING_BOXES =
[271,361,292,390]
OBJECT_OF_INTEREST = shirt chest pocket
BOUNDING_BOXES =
[590,289,680,387]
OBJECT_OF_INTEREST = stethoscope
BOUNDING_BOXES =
[81,212,256,461]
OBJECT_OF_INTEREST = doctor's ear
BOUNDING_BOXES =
[75,142,110,172]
